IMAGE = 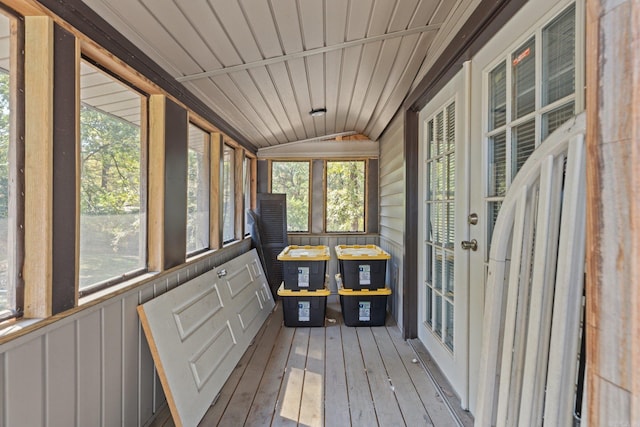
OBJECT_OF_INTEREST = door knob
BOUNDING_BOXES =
[461,239,478,251]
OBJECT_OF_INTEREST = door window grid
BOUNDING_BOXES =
[424,100,455,352]
[485,4,577,251]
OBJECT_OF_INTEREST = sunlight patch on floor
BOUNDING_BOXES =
[279,366,305,422]
[299,370,323,427]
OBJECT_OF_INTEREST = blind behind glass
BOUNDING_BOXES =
[542,5,576,106]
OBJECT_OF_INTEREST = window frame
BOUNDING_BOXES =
[222,143,236,244]
[482,1,584,250]
[243,154,252,236]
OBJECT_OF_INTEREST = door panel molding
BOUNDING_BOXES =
[138,249,275,427]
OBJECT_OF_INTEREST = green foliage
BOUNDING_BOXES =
[270,160,366,233]
[187,148,209,251]
[0,72,10,310]
[79,103,143,288]
[271,161,309,232]
[80,104,141,215]
[0,72,10,220]
[326,161,365,232]
[222,147,235,241]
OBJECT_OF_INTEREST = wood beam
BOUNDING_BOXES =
[402,110,418,339]
[210,132,222,249]
[23,16,53,318]
[2,0,46,16]
[586,0,639,424]
[163,99,188,269]
[148,95,166,271]
[234,147,244,240]
[51,23,78,313]
[633,2,640,421]
[250,157,257,211]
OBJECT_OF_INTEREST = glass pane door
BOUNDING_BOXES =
[484,3,577,248]
[425,102,456,351]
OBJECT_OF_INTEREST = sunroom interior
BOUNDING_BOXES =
[0,0,636,426]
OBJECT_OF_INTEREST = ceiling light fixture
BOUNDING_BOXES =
[309,107,327,117]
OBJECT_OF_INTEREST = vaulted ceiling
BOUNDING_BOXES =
[80,0,478,150]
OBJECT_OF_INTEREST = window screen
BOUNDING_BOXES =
[222,144,235,243]
[271,161,310,232]
[187,124,209,254]
[79,61,146,292]
[326,161,365,232]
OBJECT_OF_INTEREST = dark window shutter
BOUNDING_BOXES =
[255,193,288,296]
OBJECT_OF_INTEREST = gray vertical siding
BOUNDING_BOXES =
[378,113,406,331]
[0,239,251,427]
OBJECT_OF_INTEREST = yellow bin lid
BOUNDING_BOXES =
[338,287,392,296]
[277,282,331,297]
[334,244,391,260]
[277,245,330,261]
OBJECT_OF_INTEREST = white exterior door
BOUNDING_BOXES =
[417,0,583,416]
[417,63,473,409]
[467,0,582,416]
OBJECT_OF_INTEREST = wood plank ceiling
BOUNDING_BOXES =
[79,0,468,149]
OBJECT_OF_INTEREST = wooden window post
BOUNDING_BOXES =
[586,0,640,423]
[24,16,54,318]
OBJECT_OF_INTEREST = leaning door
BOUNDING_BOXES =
[417,64,471,409]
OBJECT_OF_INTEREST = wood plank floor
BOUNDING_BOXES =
[150,296,466,427]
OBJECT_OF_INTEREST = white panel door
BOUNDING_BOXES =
[138,249,274,427]
[417,63,472,409]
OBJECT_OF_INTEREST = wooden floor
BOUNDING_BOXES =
[150,296,466,427]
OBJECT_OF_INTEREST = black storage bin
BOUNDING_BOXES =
[335,245,391,289]
[338,288,391,327]
[278,284,329,327]
[277,245,330,290]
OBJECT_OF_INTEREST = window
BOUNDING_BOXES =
[271,161,310,232]
[0,12,19,319]
[79,60,146,292]
[486,4,578,243]
[243,156,251,234]
[326,160,365,232]
[222,144,235,243]
[424,103,456,350]
[187,124,209,254]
